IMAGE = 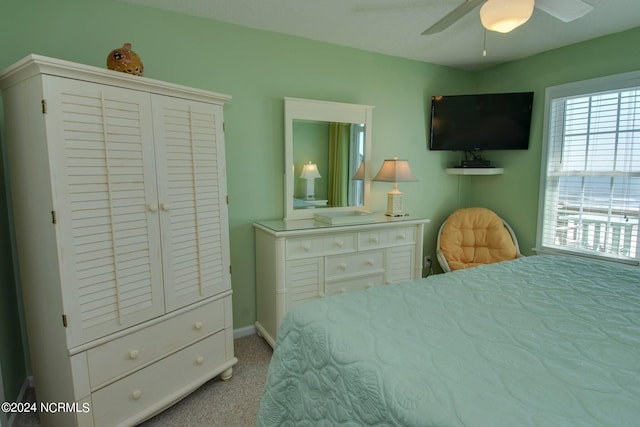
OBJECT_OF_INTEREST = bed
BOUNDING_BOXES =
[256,255,640,426]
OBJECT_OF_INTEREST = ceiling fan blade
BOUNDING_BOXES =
[422,0,485,35]
[535,0,594,22]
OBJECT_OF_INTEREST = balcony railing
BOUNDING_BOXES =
[556,206,639,258]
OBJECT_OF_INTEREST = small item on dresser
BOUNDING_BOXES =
[107,42,144,76]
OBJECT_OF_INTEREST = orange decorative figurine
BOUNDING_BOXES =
[106,43,144,76]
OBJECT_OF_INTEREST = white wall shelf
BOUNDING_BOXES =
[446,167,504,175]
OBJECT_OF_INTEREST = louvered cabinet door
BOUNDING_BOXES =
[151,95,231,312]
[45,77,165,347]
[385,246,415,284]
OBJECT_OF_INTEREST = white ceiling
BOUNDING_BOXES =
[119,0,640,70]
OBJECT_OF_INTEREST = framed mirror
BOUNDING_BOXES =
[284,97,374,220]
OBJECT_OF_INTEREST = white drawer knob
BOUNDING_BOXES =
[365,284,374,289]
[337,263,347,270]
[339,288,347,293]
[319,292,325,298]
[194,321,203,330]
[195,356,205,365]
[366,259,374,266]
[161,202,172,211]
[129,350,139,360]
[385,280,392,285]
[131,390,142,400]
[148,204,158,212]
[369,236,379,243]
[334,240,344,248]
[396,234,405,240]
[302,244,311,251]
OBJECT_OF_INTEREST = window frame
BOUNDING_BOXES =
[536,70,640,265]
[348,123,365,207]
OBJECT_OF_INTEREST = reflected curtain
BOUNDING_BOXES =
[328,123,350,207]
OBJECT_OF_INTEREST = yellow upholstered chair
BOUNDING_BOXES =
[436,207,522,272]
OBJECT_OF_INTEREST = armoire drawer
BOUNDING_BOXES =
[325,251,384,280]
[87,298,226,389]
[286,233,356,259]
[91,331,228,427]
[325,274,384,296]
[358,227,416,250]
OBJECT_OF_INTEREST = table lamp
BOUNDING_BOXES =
[300,161,321,200]
[373,156,417,217]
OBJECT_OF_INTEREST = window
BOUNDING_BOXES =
[348,123,365,206]
[537,71,640,264]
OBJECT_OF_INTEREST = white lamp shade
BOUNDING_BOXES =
[373,158,417,183]
[480,0,534,33]
[352,162,365,180]
[300,161,321,179]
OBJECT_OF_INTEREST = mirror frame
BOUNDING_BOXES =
[284,97,374,220]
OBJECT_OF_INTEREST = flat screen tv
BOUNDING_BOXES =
[429,92,534,154]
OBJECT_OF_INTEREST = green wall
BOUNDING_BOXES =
[1,0,639,405]
[292,121,330,200]
[0,130,23,410]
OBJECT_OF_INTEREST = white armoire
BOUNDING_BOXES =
[0,55,236,427]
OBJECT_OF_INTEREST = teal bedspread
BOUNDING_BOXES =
[256,255,640,426]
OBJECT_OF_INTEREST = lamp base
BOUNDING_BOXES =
[304,178,316,200]
[385,192,405,217]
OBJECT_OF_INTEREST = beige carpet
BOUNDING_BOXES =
[14,334,273,427]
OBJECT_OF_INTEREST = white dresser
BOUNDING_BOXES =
[0,55,236,426]
[254,216,429,347]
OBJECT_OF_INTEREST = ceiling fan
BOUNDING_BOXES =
[422,0,594,35]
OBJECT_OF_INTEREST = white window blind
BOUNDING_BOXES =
[538,72,640,264]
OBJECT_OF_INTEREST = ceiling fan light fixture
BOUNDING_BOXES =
[480,0,535,33]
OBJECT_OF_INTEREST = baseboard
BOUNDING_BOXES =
[233,324,256,339]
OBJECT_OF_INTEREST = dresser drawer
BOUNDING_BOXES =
[286,233,356,259]
[87,298,226,389]
[358,227,416,250]
[325,274,384,296]
[325,251,384,280]
[91,331,228,427]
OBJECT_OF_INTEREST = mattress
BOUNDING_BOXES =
[257,255,640,426]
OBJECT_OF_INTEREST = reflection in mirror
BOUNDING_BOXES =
[284,97,374,221]
[293,120,365,209]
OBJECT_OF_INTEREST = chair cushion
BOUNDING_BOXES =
[440,207,518,271]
